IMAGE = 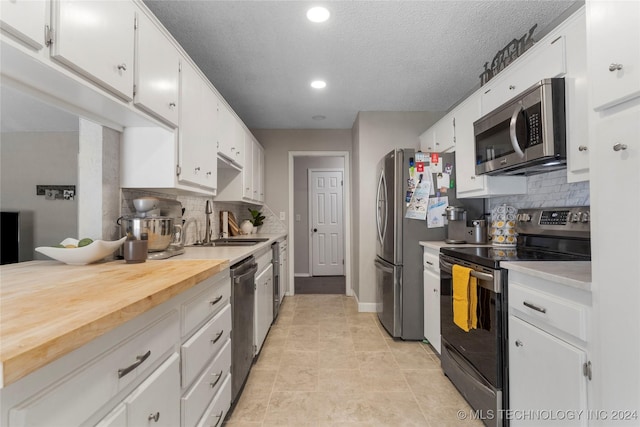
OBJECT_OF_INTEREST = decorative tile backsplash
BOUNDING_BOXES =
[121,189,286,245]
[488,169,590,211]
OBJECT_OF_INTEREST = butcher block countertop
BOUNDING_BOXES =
[0,258,228,388]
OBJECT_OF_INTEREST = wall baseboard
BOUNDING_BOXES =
[354,293,377,312]
[294,273,311,277]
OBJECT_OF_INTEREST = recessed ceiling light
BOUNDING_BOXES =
[312,115,326,120]
[311,80,327,89]
[307,6,330,23]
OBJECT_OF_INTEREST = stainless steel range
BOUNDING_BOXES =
[439,206,591,427]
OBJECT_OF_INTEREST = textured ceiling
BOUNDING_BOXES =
[144,0,579,130]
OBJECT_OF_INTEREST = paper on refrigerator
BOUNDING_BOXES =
[426,196,448,228]
[405,180,431,220]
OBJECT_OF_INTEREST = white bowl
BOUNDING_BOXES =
[36,237,127,265]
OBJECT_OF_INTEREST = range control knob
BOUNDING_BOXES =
[581,212,590,223]
[571,212,582,222]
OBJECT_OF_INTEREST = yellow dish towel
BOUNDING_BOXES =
[452,264,478,332]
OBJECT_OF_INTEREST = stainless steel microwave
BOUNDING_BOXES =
[474,78,566,176]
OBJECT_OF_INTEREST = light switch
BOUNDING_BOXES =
[279,211,286,220]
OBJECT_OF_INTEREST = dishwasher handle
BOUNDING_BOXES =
[233,264,258,284]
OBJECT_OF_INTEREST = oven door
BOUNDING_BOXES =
[439,254,505,388]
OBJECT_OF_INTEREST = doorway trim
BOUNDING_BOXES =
[288,151,352,297]
[308,168,345,277]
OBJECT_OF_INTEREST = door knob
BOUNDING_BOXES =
[313,228,317,232]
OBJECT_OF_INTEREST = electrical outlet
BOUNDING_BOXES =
[279,211,286,220]
[295,214,301,221]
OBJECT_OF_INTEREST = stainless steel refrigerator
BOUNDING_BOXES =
[374,148,482,340]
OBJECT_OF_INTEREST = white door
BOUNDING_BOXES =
[309,170,344,276]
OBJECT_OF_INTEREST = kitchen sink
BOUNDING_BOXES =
[189,238,270,247]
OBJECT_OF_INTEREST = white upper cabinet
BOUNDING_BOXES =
[134,10,180,127]
[481,34,566,114]
[243,134,254,200]
[0,0,46,50]
[51,0,136,101]
[419,126,436,153]
[217,101,242,164]
[253,141,264,202]
[233,120,245,168]
[179,59,217,191]
[433,114,456,153]
[587,0,640,110]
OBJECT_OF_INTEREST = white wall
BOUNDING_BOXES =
[0,131,79,260]
[353,111,443,306]
[293,156,345,275]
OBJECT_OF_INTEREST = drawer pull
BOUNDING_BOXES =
[209,295,223,306]
[609,63,623,72]
[425,261,434,266]
[523,301,547,313]
[148,412,160,422]
[210,330,224,344]
[211,410,224,427]
[118,350,151,378]
[209,370,224,389]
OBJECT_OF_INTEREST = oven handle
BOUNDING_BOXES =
[440,257,501,293]
[440,258,494,282]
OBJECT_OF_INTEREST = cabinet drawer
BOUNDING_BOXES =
[423,249,439,272]
[509,283,587,340]
[124,353,180,427]
[195,375,231,427]
[7,311,178,427]
[181,304,232,388]
[182,272,231,338]
[181,340,231,427]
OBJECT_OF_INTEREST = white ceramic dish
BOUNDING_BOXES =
[36,237,127,265]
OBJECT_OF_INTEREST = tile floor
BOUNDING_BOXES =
[224,294,484,427]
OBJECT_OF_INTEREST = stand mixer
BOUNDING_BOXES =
[119,197,185,260]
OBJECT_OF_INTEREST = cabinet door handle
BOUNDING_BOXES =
[210,295,223,306]
[425,261,434,266]
[609,63,623,72]
[117,63,127,72]
[210,330,224,344]
[578,145,588,152]
[515,340,524,347]
[148,412,160,422]
[211,410,224,427]
[613,143,628,152]
[523,301,547,313]
[169,102,176,108]
[118,350,151,378]
[209,370,224,389]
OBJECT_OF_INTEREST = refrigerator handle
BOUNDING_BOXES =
[374,258,394,274]
[376,169,385,245]
[381,171,388,243]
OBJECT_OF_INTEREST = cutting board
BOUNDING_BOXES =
[228,213,240,236]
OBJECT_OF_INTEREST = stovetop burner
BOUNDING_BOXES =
[440,245,590,269]
[441,206,592,269]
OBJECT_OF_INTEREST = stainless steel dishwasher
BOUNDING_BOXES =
[230,256,258,403]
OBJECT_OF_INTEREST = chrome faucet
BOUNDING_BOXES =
[203,200,213,244]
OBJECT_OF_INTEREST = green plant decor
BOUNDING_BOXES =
[248,208,266,227]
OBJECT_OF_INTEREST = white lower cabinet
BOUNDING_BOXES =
[0,270,233,427]
[422,246,440,354]
[254,263,273,354]
[509,317,587,426]
[506,270,591,427]
[181,340,231,427]
[195,375,231,427]
[124,353,181,427]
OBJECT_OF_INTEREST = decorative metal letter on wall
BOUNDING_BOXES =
[479,24,538,86]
